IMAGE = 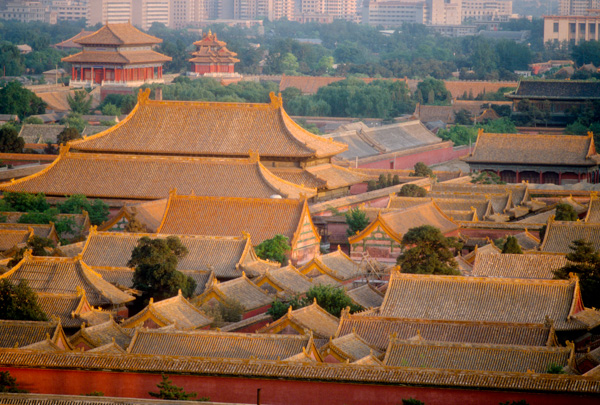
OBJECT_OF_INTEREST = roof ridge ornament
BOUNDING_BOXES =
[248,150,260,163]
[269,92,282,109]
[138,88,151,105]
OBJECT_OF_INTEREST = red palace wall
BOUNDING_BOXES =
[459,228,540,240]
[2,367,598,405]
[358,145,469,170]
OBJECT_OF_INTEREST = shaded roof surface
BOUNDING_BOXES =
[19,124,64,144]
[540,221,600,253]
[286,303,339,339]
[0,153,314,200]
[62,50,171,64]
[379,273,584,330]
[328,333,381,361]
[82,232,252,279]
[158,195,308,244]
[347,284,384,309]
[472,252,568,279]
[1,256,134,306]
[310,249,363,281]
[465,133,598,166]
[70,319,132,349]
[75,23,163,46]
[0,321,58,348]
[54,30,94,48]
[258,266,313,295]
[384,339,570,373]
[127,329,309,360]
[336,314,554,350]
[376,201,459,238]
[0,229,30,251]
[209,276,272,311]
[70,91,346,160]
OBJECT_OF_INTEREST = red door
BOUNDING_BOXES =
[94,69,102,84]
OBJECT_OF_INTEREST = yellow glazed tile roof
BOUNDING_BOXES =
[122,291,212,330]
[383,338,572,373]
[69,90,346,159]
[326,333,382,362]
[127,329,311,360]
[472,252,568,279]
[258,302,340,339]
[0,320,60,349]
[82,231,255,279]
[335,313,555,350]
[62,50,171,64]
[74,22,163,46]
[540,220,600,253]
[465,132,599,166]
[256,266,314,295]
[346,284,384,309]
[157,193,314,245]
[1,255,134,306]
[585,196,600,223]
[379,272,587,331]
[69,319,132,350]
[197,274,272,311]
[0,229,30,251]
[0,152,315,200]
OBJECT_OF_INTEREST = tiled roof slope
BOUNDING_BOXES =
[54,29,94,49]
[347,284,384,309]
[18,124,64,144]
[82,231,258,279]
[585,197,600,223]
[259,302,340,339]
[472,252,568,279]
[75,22,163,46]
[62,50,171,64]
[0,229,30,251]
[69,319,132,349]
[1,255,134,306]
[335,313,555,350]
[69,90,346,159]
[256,266,313,295]
[0,223,56,241]
[199,274,272,311]
[324,333,382,362]
[540,221,600,253]
[121,291,212,330]
[157,194,312,245]
[0,152,315,200]
[383,339,572,373]
[36,293,98,328]
[301,248,364,281]
[511,80,600,99]
[465,132,599,166]
[431,182,529,206]
[127,329,311,360]
[350,201,459,243]
[379,272,587,330]
[0,321,60,348]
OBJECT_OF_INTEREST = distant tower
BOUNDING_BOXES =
[189,31,240,76]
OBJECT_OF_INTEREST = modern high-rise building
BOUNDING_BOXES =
[0,1,55,23]
[51,0,88,21]
[363,0,426,27]
[559,0,600,15]
[544,12,600,44]
[87,0,132,25]
[461,0,512,22]
[132,0,169,29]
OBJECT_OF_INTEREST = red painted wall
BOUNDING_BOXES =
[358,146,469,170]
[3,367,597,405]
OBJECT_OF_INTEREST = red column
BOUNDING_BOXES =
[539,172,543,184]
[71,66,75,80]
[559,172,563,185]
[103,67,106,82]
[91,67,94,83]
[516,170,520,183]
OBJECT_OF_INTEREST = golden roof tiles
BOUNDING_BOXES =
[75,22,163,46]
[472,252,568,279]
[259,302,340,339]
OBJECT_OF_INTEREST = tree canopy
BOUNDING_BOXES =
[0,279,48,321]
[57,194,109,226]
[501,236,523,254]
[555,203,578,221]
[57,127,82,146]
[254,234,291,265]
[397,225,461,275]
[554,239,600,308]
[129,236,196,303]
[0,126,24,153]
[345,207,369,236]
[149,374,201,401]
[410,162,434,178]
[268,284,362,319]
[67,90,93,115]
[0,82,46,119]
[398,184,427,197]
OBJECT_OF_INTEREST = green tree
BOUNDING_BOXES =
[67,90,93,115]
[0,82,46,118]
[0,43,25,76]
[57,127,82,146]
[149,375,200,401]
[129,236,196,303]
[546,363,566,374]
[0,371,26,393]
[470,171,505,185]
[1,191,49,212]
[101,103,121,116]
[416,78,451,105]
[0,279,48,321]
[345,207,369,237]
[398,184,427,197]
[58,194,109,225]
[571,40,600,66]
[502,236,523,254]
[0,126,24,153]
[201,297,244,323]
[554,239,600,308]
[454,109,473,125]
[254,234,291,265]
[555,203,578,221]
[402,399,425,405]
[410,162,435,178]
[266,295,305,321]
[22,117,43,125]
[437,125,478,146]
[305,284,362,317]
[397,225,461,275]
[280,53,300,74]
[59,113,86,133]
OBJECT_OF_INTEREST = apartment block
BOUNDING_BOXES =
[461,0,512,22]
[87,0,131,25]
[544,14,600,44]
[132,0,169,29]
[51,0,88,21]
[559,0,600,15]
[363,0,426,27]
[0,1,56,23]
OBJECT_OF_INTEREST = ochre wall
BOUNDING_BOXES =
[3,367,598,405]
